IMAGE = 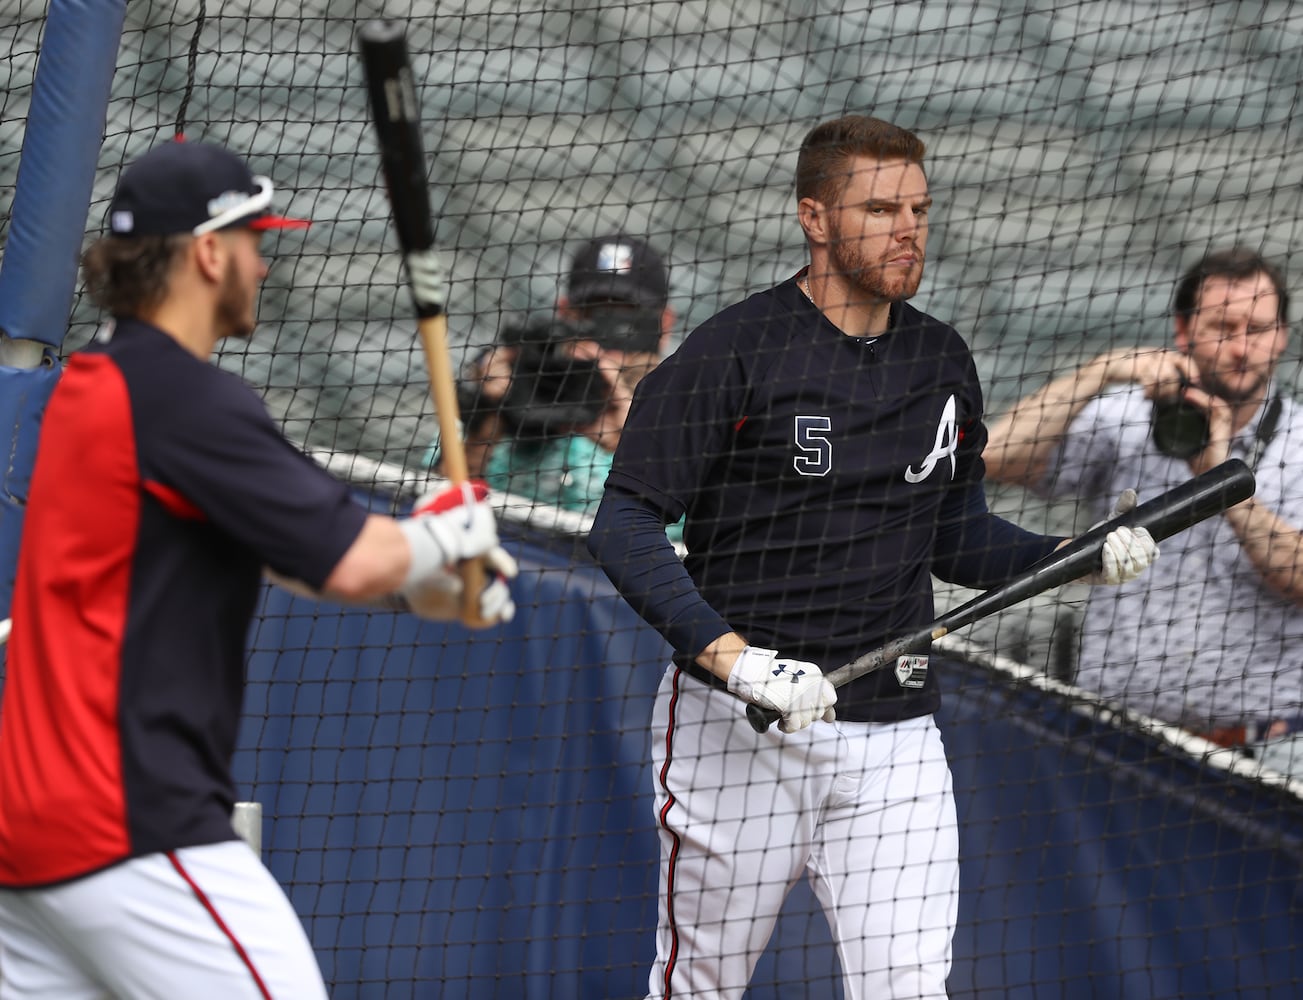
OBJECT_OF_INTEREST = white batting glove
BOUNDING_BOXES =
[1083,489,1160,585]
[399,480,503,589]
[405,247,446,314]
[727,645,837,733]
[401,545,518,625]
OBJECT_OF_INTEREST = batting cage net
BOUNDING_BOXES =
[3,1,1303,997]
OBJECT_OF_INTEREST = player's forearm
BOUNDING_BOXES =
[932,513,1065,588]
[1222,497,1303,604]
[984,354,1120,488]
[319,514,410,599]
[267,567,408,612]
[696,632,748,684]
[277,522,409,605]
[587,489,733,660]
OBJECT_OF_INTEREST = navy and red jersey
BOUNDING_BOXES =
[590,277,1060,722]
[0,319,368,888]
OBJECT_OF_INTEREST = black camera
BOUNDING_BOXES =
[575,305,662,353]
[1150,377,1210,459]
[495,319,609,438]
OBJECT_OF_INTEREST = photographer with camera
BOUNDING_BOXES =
[431,234,676,525]
[471,310,663,518]
[984,247,1303,764]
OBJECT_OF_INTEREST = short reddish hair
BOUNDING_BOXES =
[795,116,926,205]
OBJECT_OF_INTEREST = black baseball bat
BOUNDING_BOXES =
[747,458,1256,733]
[357,21,488,626]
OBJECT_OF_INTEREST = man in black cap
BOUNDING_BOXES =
[438,233,677,526]
[0,139,517,999]
[562,232,674,344]
[553,232,676,455]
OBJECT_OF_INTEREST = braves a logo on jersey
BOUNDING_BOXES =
[905,394,958,483]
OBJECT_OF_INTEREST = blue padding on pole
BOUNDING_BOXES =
[0,363,61,619]
[0,0,127,348]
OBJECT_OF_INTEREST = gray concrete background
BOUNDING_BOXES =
[5,0,1303,671]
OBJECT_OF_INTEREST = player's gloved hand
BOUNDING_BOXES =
[1083,488,1160,585]
[398,480,518,626]
[400,479,503,576]
[402,545,518,625]
[727,645,837,733]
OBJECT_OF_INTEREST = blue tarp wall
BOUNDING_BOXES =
[235,519,1303,1000]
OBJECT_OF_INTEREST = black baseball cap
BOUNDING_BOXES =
[107,139,310,237]
[567,234,669,310]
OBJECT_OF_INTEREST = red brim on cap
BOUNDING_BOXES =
[248,215,311,231]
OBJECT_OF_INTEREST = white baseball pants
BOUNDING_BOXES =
[0,840,329,1000]
[647,666,959,1000]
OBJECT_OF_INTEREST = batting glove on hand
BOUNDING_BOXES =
[727,645,837,733]
[401,480,502,573]
[1083,488,1160,585]
[401,545,518,625]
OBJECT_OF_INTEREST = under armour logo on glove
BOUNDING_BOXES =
[728,646,837,733]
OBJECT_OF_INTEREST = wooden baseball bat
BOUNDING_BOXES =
[357,20,488,626]
[747,458,1257,733]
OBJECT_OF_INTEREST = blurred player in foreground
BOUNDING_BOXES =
[0,140,515,999]
[985,247,1303,760]
[587,115,1158,998]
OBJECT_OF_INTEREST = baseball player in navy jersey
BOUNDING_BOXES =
[0,140,516,999]
[587,115,1159,999]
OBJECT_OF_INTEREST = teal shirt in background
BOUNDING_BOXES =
[426,433,684,543]
[486,434,611,521]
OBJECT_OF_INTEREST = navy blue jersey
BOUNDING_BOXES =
[595,277,1059,722]
[0,319,368,887]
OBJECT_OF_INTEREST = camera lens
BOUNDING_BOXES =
[580,306,662,353]
[501,348,607,437]
[1151,397,1210,458]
